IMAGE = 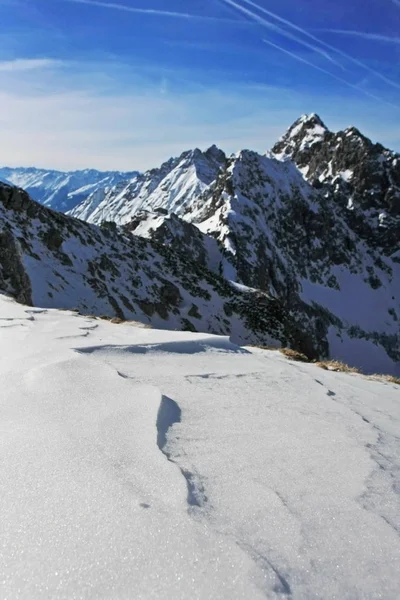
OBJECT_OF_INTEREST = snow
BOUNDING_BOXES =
[298,124,326,150]
[301,264,399,339]
[1,293,400,599]
[0,167,137,212]
[68,148,225,226]
[340,169,353,182]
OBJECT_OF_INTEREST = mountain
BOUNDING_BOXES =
[68,145,226,224]
[116,134,399,375]
[2,292,399,599]
[1,115,399,375]
[272,113,400,252]
[0,180,310,352]
[0,166,138,213]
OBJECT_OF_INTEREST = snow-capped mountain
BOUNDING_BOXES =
[0,166,138,212]
[1,115,399,375]
[272,113,400,251]
[68,145,226,224]
[88,116,398,375]
[0,181,298,350]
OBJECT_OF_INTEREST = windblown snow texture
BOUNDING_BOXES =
[1,294,399,599]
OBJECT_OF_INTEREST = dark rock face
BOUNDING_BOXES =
[124,210,225,274]
[0,229,32,306]
[272,114,400,253]
[159,281,182,307]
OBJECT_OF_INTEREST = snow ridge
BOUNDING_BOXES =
[0,166,138,212]
[68,146,226,225]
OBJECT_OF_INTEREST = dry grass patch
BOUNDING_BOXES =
[315,360,361,374]
[368,374,400,385]
[280,348,311,362]
[95,314,152,328]
[249,344,280,352]
[127,321,153,329]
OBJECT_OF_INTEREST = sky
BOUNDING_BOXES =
[1,0,400,171]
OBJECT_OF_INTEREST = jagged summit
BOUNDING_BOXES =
[2,114,399,375]
[69,145,226,225]
[204,144,227,164]
[272,113,329,160]
[295,113,328,131]
[271,114,400,249]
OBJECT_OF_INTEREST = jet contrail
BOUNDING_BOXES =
[63,0,237,22]
[316,30,400,44]
[227,0,400,91]
[262,38,400,110]
[220,0,345,70]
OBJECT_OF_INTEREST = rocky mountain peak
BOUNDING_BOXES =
[204,144,226,165]
[272,113,329,161]
[271,115,400,253]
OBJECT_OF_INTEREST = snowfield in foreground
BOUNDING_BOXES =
[1,294,399,599]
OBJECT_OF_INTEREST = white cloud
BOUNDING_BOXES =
[0,58,398,171]
[0,58,61,72]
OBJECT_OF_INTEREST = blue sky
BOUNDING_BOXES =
[1,0,399,170]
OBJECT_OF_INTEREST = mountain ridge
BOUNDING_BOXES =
[0,166,139,213]
[1,114,399,375]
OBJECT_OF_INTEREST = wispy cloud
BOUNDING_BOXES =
[0,58,61,72]
[223,0,400,92]
[316,29,400,44]
[62,0,238,22]
[1,55,399,170]
[220,0,344,69]
[0,61,297,169]
[391,0,400,7]
[262,39,400,110]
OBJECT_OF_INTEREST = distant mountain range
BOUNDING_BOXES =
[1,114,399,375]
[0,167,139,213]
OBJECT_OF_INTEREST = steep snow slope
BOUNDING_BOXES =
[1,293,399,599]
[126,209,225,274]
[68,145,226,224]
[0,181,301,352]
[0,166,138,212]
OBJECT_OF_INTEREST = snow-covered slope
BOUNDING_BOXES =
[0,181,302,351]
[68,145,226,224]
[2,115,399,375]
[124,147,399,375]
[1,293,399,599]
[0,166,138,212]
[184,148,400,375]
